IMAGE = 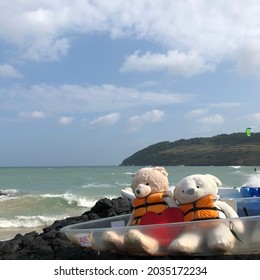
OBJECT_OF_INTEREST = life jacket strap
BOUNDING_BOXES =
[134,200,167,210]
[183,206,225,217]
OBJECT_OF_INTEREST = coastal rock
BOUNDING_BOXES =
[0,197,132,260]
[0,196,260,260]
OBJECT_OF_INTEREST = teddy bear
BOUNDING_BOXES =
[168,174,244,254]
[101,166,183,255]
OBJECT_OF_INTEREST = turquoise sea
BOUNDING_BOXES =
[0,165,260,240]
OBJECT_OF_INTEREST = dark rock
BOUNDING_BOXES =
[89,197,131,218]
[42,229,57,240]
[89,198,115,217]
[0,240,20,254]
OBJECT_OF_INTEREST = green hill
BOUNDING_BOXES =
[120,132,260,166]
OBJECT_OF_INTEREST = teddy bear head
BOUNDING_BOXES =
[174,174,222,204]
[131,166,169,198]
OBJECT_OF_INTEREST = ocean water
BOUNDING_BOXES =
[0,165,260,240]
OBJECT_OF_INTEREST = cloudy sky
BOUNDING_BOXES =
[1,0,260,166]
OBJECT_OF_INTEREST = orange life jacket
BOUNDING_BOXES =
[132,192,169,225]
[180,195,225,221]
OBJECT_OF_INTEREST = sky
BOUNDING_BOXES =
[1,0,260,167]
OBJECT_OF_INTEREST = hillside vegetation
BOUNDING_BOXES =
[120,133,260,166]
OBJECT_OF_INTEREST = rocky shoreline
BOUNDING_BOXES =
[0,197,259,260]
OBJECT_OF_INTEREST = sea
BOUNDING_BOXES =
[1,165,260,241]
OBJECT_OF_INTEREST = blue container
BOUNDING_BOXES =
[240,187,260,197]
[237,199,260,217]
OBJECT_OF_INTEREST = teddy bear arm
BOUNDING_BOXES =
[126,213,135,226]
[215,201,245,234]
[215,200,238,218]
[163,196,179,208]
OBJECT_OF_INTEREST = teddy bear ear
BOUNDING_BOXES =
[206,174,222,187]
[154,166,168,177]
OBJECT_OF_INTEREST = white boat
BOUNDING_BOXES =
[60,212,260,256]
[60,185,260,256]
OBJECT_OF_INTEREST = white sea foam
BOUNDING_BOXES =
[62,192,78,205]
[115,181,130,187]
[62,193,117,208]
[0,188,18,194]
[77,197,97,208]
[0,188,19,201]
[61,192,97,208]
[0,195,16,202]
[0,215,66,228]
[40,193,63,198]
[242,174,260,187]
[0,191,101,209]
[0,193,118,228]
[81,183,114,189]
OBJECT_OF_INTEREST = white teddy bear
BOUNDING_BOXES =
[168,174,244,254]
[102,166,183,255]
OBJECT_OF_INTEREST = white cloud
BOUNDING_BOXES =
[0,84,190,114]
[199,114,224,125]
[121,50,215,77]
[236,39,260,77]
[186,109,208,118]
[88,112,121,126]
[210,102,242,108]
[31,111,46,119]
[58,116,74,126]
[0,3,71,61]
[0,64,23,79]
[247,113,260,123]
[254,113,260,122]
[24,37,70,62]
[128,109,164,131]
[18,110,45,119]
[1,0,260,74]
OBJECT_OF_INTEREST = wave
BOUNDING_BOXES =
[0,193,118,228]
[0,188,18,194]
[81,183,115,189]
[242,173,260,187]
[53,192,117,207]
[0,189,20,202]
[61,192,98,208]
[0,192,102,208]
[0,215,66,228]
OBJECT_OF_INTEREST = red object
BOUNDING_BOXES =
[140,207,184,247]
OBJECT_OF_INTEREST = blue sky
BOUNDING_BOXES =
[1,0,260,166]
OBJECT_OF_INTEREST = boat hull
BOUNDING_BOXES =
[60,213,260,256]
[60,186,260,256]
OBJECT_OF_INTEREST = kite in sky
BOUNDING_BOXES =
[246,127,251,137]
